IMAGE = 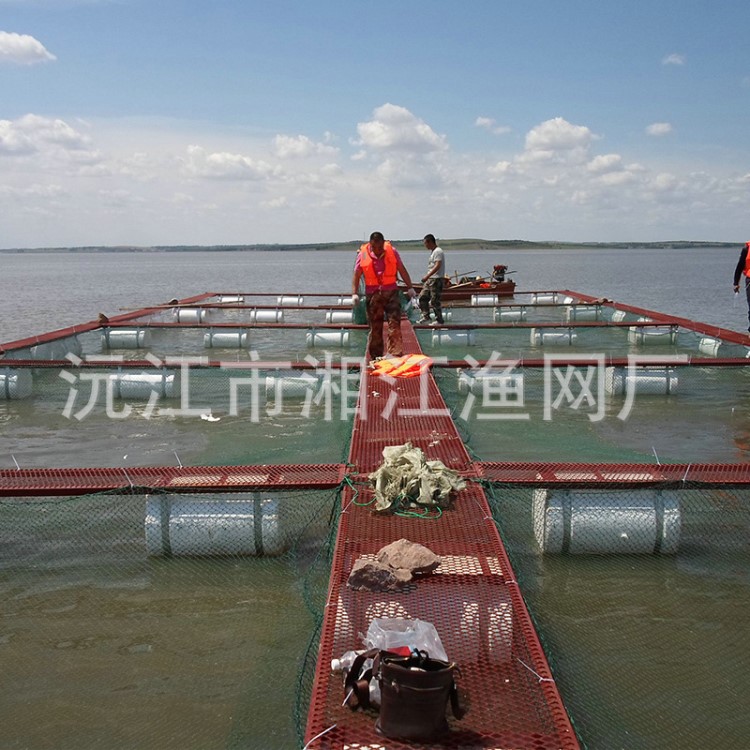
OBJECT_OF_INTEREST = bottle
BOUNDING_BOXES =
[331,649,365,674]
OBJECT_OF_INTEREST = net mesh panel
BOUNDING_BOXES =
[484,481,750,750]
[0,487,339,750]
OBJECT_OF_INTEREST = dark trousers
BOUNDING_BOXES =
[366,289,403,359]
[418,278,444,323]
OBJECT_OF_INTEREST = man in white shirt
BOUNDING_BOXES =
[417,234,445,325]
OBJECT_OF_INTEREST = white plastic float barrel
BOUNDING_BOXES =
[564,304,601,322]
[611,309,628,322]
[218,295,245,303]
[698,337,721,356]
[101,328,152,349]
[604,366,678,395]
[108,371,180,399]
[264,374,321,399]
[471,294,498,306]
[531,292,558,304]
[336,295,354,306]
[277,295,304,307]
[532,488,681,555]
[249,309,284,323]
[174,308,209,323]
[493,306,527,322]
[203,330,250,348]
[144,494,287,557]
[529,328,577,346]
[431,330,476,346]
[627,324,676,345]
[457,370,524,396]
[324,310,354,324]
[306,330,350,348]
[0,368,33,399]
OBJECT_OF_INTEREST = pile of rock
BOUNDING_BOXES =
[347,538,440,592]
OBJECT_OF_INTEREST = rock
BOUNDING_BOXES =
[376,538,441,577]
[346,558,412,592]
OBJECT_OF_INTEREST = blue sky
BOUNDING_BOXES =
[1,0,749,247]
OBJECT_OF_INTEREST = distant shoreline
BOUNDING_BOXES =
[0,239,740,254]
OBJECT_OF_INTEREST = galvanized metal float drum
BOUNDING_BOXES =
[324,310,353,324]
[604,366,678,395]
[532,488,681,555]
[529,328,577,346]
[493,306,527,322]
[277,295,304,307]
[108,370,180,399]
[0,367,33,399]
[101,327,152,349]
[431,330,476,347]
[203,330,250,348]
[305,330,350,348]
[471,294,498,306]
[173,307,210,323]
[145,494,287,557]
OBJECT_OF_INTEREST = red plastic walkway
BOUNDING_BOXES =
[304,319,579,749]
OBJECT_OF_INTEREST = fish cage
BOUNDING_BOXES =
[1,288,750,750]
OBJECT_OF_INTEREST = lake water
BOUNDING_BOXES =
[0,245,745,344]
[1,245,748,749]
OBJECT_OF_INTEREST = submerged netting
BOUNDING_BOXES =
[0,487,339,750]
[483,481,750,750]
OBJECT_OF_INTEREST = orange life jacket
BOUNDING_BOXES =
[370,354,433,378]
[744,242,750,277]
[359,242,397,288]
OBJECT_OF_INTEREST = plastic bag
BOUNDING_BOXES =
[362,618,448,662]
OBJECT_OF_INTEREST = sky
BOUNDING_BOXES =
[1,0,749,248]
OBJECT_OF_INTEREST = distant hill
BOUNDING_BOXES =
[0,239,740,253]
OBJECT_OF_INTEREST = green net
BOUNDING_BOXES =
[484,482,750,749]
[0,487,339,750]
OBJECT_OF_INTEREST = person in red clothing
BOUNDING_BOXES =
[732,241,750,332]
[352,231,416,359]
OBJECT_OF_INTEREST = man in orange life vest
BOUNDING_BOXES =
[352,232,417,360]
[732,241,750,332]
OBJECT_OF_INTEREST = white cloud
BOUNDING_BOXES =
[475,116,511,135]
[273,134,338,159]
[356,103,447,153]
[587,153,623,174]
[662,53,686,66]
[0,31,56,65]
[525,117,595,152]
[181,145,280,181]
[0,113,91,155]
[2,108,749,247]
[646,122,673,136]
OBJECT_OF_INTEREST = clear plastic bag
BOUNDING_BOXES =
[362,618,448,662]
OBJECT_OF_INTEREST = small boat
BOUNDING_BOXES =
[414,265,516,300]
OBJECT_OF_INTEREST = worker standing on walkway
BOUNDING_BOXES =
[417,234,445,326]
[733,241,750,332]
[352,232,416,360]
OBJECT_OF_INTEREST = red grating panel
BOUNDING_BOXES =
[561,288,750,346]
[305,319,579,749]
[479,461,750,487]
[0,464,346,497]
